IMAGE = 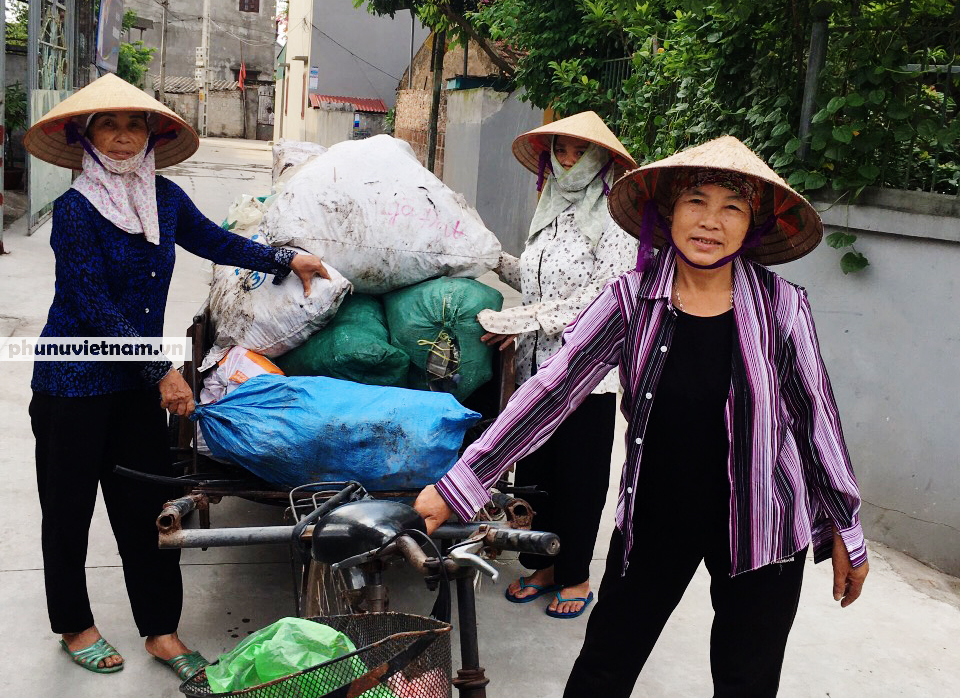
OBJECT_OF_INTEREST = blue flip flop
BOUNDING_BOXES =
[504,576,562,603]
[545,590,594,619]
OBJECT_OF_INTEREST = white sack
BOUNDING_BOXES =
[201,240,352,371]
[200,346,285,404]
[272,139,328,187]
[197,347,285,458]
[261,135,502,294]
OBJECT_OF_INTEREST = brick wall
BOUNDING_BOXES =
[393,33,507,180]
[394,89,447,180]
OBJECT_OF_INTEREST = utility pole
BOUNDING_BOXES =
[158,0,168,103]
[426,30,446,174]
[240,40,247,140]
[197,0,212,137]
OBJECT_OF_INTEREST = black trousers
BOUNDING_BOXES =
[30,388,183,637]
[563,525,806,698]
[514,392,616,587]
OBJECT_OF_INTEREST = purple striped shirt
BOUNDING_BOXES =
[437,248,867,576]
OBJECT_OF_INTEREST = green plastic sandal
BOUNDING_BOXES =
[59,638,124,674]
[156,650,209,681]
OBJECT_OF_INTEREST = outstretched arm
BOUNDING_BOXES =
[416,280,626,529]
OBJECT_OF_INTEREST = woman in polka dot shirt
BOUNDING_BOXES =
[479,112,638,619]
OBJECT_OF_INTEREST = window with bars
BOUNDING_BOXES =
[239,0,259,12]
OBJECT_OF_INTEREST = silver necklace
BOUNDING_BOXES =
[673,278,734,312]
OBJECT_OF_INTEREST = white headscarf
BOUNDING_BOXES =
[71,121,161,245]
[527,138,613,248]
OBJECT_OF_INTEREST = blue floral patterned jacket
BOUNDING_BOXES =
[32,176,295,397]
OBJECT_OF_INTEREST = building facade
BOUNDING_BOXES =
[123,0,278,89]
[275,0,427,143]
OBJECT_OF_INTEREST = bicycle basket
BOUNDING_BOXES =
[180,613,452,698]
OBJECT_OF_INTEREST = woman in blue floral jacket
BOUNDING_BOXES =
[23,74,328,681]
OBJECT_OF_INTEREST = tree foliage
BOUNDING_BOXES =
[116,10,156,88]
[5,0,28,47]
[470,0,959,197]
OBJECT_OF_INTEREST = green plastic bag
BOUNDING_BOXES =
[274,294,410,387]
[383,278,503,402]
[205,617,371,694]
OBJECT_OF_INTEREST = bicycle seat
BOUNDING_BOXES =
[310,499,427,565]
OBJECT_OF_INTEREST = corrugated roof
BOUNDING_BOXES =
[152,76,240,94]
[309,94,388,113]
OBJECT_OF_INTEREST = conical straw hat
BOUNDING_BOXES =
[513,111,637,176]
[23,73,199,170]
[607,135,823,265]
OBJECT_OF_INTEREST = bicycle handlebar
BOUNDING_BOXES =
[432,524,559,556]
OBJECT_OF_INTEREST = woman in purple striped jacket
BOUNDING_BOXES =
[414,136,869,697]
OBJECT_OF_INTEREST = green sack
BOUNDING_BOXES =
[383,278,503,402]
[205,617,374,694]
[274,294,410,387]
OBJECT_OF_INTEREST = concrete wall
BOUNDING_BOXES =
[206,89,244,138]
[443,88,544,257]
[306,108,354,147]
[124,0,277,87]
[780,189,960,575]
[4,50,26,88]
[163,90,246,138]
[306,2,428,110]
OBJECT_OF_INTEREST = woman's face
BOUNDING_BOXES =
[553,135,590,170]
[88,111,149,160]
[670,183,751,267]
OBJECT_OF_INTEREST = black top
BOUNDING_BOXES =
[635,309,735,531]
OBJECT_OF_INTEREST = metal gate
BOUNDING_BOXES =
[257,84,276,140]
[27,0,75,232]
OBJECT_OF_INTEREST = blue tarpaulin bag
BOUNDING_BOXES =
[193,375,481,491]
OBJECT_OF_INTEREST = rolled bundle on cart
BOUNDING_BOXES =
[192,375,481,491]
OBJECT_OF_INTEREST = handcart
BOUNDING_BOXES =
[161,302,518,529]
[121,301,549,697]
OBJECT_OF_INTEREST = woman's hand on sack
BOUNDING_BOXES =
[159,368,196,417]
[831,528,869,608]
[414,485,453,536]
[481,332,518,352]
[290,253,330,297]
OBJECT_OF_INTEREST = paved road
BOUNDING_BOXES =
[0,138,957,697]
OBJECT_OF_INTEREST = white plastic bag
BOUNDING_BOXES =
[272,139,328,188]
[200,346,285,404]
[197,347,285,458]
[261,135,502,294]
[201,239,352,370]
[224,195,268,238]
